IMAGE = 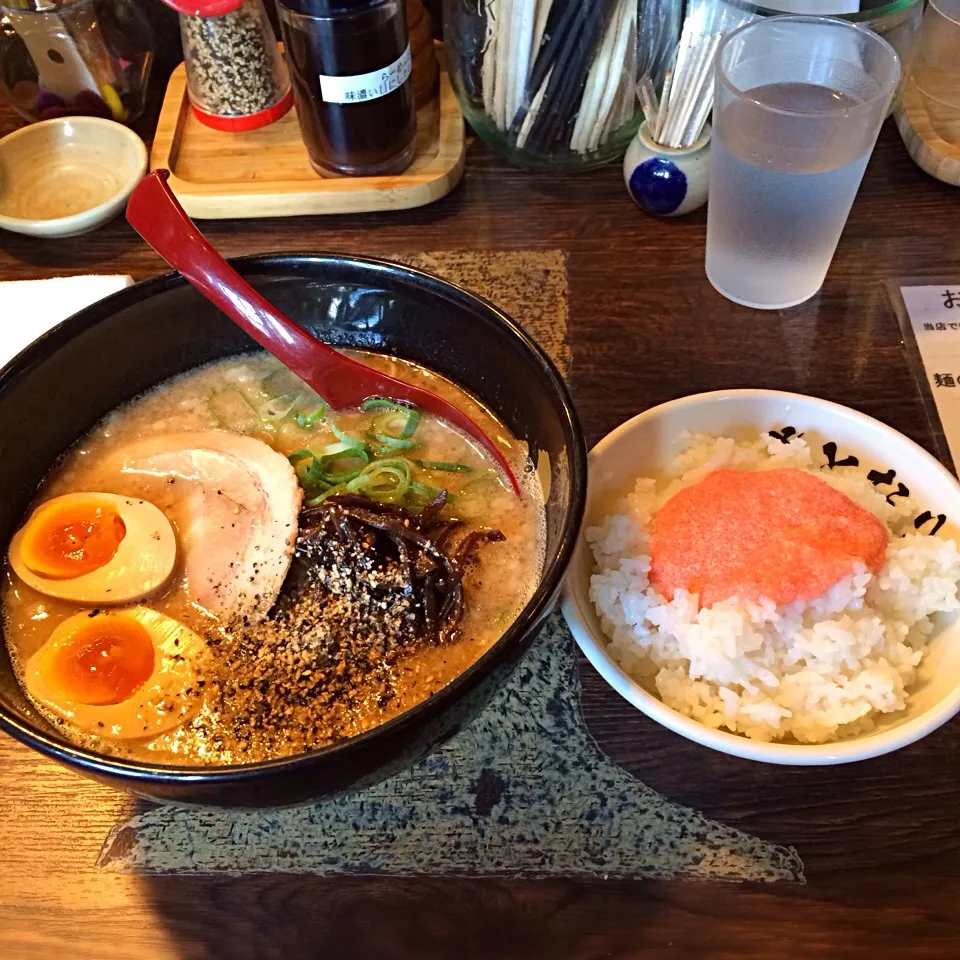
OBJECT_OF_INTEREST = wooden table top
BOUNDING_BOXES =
[1,96,959,958]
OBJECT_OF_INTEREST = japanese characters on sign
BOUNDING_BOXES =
[900,285,960,466]
[318,45,413,106]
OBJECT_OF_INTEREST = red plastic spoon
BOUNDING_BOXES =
[126,170,520,495]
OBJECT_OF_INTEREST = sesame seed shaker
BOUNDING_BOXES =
[161,0,292,131]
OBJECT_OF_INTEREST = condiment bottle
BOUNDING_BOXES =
[161,0,293,131]
[274,0,417,177]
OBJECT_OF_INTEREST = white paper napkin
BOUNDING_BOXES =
[0,274,134,368]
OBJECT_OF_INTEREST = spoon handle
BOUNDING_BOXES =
[126,170,336,384]
[126,170,521,496]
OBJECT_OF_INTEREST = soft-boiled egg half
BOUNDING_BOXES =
[8,493,176,605]
[24,606,204,739]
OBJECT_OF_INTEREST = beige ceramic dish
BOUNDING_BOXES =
[0,117,147,238]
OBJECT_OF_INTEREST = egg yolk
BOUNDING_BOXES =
[19,501,126,580]
[46,616,154,705]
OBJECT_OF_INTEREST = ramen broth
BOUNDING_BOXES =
[2,350,545,764]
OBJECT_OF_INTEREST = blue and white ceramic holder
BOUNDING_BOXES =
[623,121,711,218]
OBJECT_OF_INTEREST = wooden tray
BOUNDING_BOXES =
[895,78,960,187]
[150,50,465,219]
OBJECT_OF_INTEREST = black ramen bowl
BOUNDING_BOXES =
[0,254,586,807]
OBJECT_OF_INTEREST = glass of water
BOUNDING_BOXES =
[706,15,900,310]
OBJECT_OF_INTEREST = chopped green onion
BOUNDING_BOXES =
[294,402,327,428]
[329,419,366,451]
[414,459,472,473]
[355,458,412,498]
[371,407,421,440]
[291,451,331,495]
[209,390,261,434]
[258,391,300,422]
[319,448,369,483]
[314,439,358,458]
[345,474,372,492]
[287,440,370,480]
[361,398,416,412]
[260,368,306,399]
[304,458,413,503]
[373,433,415,451]
[321,467,363,485]
[293,421,470,508]
[366,439,398,458]
[293,446,368,493]
[398,409,421,438]
[364,406,421,458]
[304,458,330,490]
[306,484,343,506]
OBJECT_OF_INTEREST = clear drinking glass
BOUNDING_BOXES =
[912,0,960,145]
[705,15,900,310]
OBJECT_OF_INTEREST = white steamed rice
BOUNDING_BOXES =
[587,431,960,743]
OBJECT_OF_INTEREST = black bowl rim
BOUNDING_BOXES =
[0,252,587,785]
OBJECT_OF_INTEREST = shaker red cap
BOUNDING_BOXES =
[158,0,247,15]
[191,88,294,131]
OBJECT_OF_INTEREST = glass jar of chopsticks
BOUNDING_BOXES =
[443,0,648,171]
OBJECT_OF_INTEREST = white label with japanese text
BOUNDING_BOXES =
[318,45,411,105]
[901,284,960,464]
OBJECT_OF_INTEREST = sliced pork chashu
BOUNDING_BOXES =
[107,431,302,622]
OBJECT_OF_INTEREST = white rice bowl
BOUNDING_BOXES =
[588,430,960,744]
[562,391,960,764]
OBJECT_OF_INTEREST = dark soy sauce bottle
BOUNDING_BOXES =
[275,0,417,177]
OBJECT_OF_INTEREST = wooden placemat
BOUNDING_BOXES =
[98,611,803,881]
[150,47,465,220]
[398,250,572,376]
[96,251,802,883]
